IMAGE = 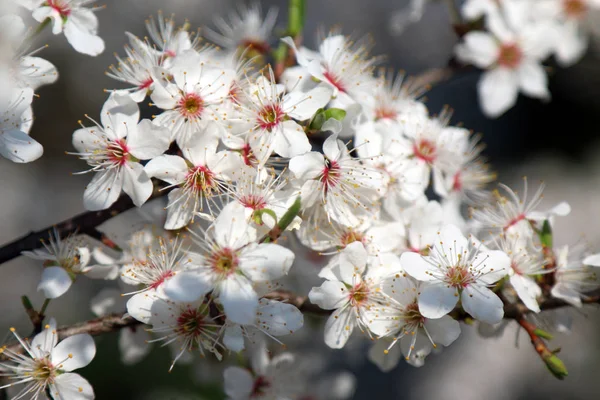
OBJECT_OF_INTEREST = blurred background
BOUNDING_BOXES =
[2,0,600,398]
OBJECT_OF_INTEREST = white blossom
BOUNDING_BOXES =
[401,225,510,324]
[22,0,105,56]
[162,202,295,325]
[71,94,170,211]
[0,319,96,400]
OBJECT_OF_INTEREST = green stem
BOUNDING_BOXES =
[262,197,301,243]
[39,298,51,317]
[27,18,51,41]
[273,0,306,79]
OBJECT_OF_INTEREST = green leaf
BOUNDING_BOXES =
[534,328,554,340]
[252,208,278,226]
[308,108,347,132]
[544,354,568,380]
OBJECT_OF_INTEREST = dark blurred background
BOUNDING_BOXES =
[2,0,600,398]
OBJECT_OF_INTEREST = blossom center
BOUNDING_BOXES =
[240,39,271,55]
[452,171,462,192]
[251,376,271,397]
[348,282,370,306]
[185,165,216,193]
[413,139,437,163]
[32,358,56,382]
[320,159,341,192]
[241,144,258,166]
[148,270,175,290]
[107,139,130,166]
[323,69,346,93]
[563,0,587,18]
[404,302,424,326]
[504,213,525,231]
[178,93,204,119]
[445,266,474,288]
[175,306,208,339]
[47,0,71,17]
[240,194,267,210]
[340,230,365,247]
[374,106,397,121]
[139,77,154,90]
[210,248,239,276]
[257,104,283,131]
[497,44,523,69]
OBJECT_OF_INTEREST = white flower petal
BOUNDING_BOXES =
[476,250,510,285]
[162,272,212,303]
[126,119,170,160]
[551,282,582,307]
[457,31,499,68]
[31,319,58,358]
[84,264,120,280]
[38,267,72,299]
[223,367,254,398]
[100,94,139,138]
[461,284,504,324]
[510,274,541,313]
[163,188,195,230]
[368,339,403,373]
[90,288,124,316]
[121,162,153,207]
[273,120,311,158]
[238,243,295,281]
[308,280,349,310]
[256,299,304,336]
[83,169,124,211]
[218,275,259,325]
[51,373,94,400]
[518,61,550,100]
[51,334,96,371]
[126,291,161,324]
[417,282,458,319]
[223,324,245,352]
[400,252,438,282]
[214,202,256,249]
[19,56,58,89]
[144,155,188,185]
[119,328,151,365]
[289,152,325,180]
[324,308,355,349]
[64,12,105,56]
[478,68,518,118]
[283,83,333,120]
[423,315,461,346]
[0,129,43,163]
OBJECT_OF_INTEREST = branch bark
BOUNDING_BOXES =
[4,289,598,360]
[0,187,168,265]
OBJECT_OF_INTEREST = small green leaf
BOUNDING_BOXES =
[252,208,278,226]
[308,108,347,132]
[534,328,554,340]
[544,354,568,380]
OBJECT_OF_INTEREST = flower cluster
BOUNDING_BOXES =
[3,1,600,399]
[0,1,104,163]
[457,0,600,117]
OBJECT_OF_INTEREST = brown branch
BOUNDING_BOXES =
[0,187,167,266]
[2,313,141,360]
[3,289,599,363]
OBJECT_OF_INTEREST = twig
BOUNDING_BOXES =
[0,188,166,266]
[517,318,568,379]
[273,0,306,81]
